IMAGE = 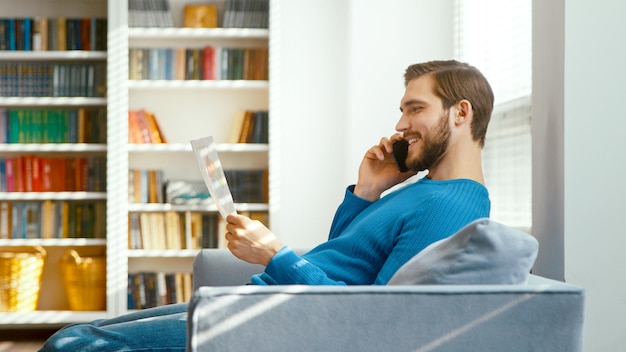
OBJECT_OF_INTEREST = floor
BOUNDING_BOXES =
[0,329,55,352]
[0,341,45,352]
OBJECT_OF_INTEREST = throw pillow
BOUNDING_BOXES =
[387,218,539,285]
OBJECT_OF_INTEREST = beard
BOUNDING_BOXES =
[407,112,451,172]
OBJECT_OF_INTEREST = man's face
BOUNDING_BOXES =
[397,75,452,172]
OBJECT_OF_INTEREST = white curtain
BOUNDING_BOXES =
[454,0,532,230]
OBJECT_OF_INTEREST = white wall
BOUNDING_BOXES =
[345,0,454,182]
[564,0,626,349]
[533,0,626,350]
[271,0,454,248]
[269,0,350,248]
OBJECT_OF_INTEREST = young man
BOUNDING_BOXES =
[40,60,494,351]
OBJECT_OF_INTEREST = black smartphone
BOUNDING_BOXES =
[392,139,409,172]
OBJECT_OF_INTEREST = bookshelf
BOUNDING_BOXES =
[0,0,272,326]
[111,0,270,315]
[0,0,110,325]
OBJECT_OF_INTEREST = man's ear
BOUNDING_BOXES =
[454,99,473,125]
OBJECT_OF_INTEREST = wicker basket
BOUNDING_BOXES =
[60,249,106,311]
[0,246,47,312]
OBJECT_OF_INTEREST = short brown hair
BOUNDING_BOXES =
[404,60,494,147]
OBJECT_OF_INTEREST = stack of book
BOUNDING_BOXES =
[0,17,107,51]
[127,211,220,250]
[0,200,106,239]
[223,0,269,28]
[128,0,174,27]
[0,108,107,144]
[224,169,268,203]
[128,47,268,81]
[128,109,167,144]
[164,179,211,205]
[0,62,107,97]
[0,156,106,193]
[128,169,165,203]
[232,109,269,143]
[128,271,192,309]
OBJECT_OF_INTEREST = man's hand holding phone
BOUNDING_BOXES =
[354,134,417,201]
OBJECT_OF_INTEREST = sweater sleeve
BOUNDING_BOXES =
[249,246,348,285]
[327,185,373,240]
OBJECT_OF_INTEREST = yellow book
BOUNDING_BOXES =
[143,110,167,143]
[237,110,255,143]
[139,213,152,250]
[189,213,203,250]
[41,200,55,239]
[165,211,182,250]
[182,273,193,302]
[57,17,67,51]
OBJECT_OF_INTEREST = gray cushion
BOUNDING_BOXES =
[388,218,539,285]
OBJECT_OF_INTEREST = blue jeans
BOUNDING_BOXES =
[39,303,188,352]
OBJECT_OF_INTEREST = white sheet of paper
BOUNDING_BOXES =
[190,136,237,219]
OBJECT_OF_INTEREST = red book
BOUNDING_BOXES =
[52,158,67,192]
[40,157,53,192]
[32,156,42,192]
[65,158,76,191]
[5,158,14,192]
[81,19,91,51]
[14,156,25,192]
[74,157,88,191]
[202,46,215,80]
[23,155,33,192]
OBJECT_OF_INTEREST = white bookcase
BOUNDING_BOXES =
[0,0,273,326]
[0,0,110,325]
[110,0,271,316]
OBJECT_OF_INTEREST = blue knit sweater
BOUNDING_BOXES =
[250,176,490,285]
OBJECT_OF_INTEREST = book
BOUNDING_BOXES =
[164,211,183,249]
[184,4,218,28]
[248,110,269,143]
[0,202,11,239]
[57,17,67,51]
[128,109,167,144]
[129,212,142,249]
[143,110,167,143]
[236,110,269,143]
[164,179,211,205]
[236,110,254,143]
[229,109,248,143]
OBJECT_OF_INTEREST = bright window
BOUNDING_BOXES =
[454,0,532,230]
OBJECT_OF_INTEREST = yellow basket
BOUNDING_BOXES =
[60,249,106,311]
[0,246,47,312]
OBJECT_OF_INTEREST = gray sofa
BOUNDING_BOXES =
[187,248,585,352]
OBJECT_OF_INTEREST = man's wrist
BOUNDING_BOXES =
[353,183,381,201]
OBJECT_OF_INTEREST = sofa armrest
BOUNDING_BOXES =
[187,280,584,352]
[192,249,265,289]
[192,248,309,290]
